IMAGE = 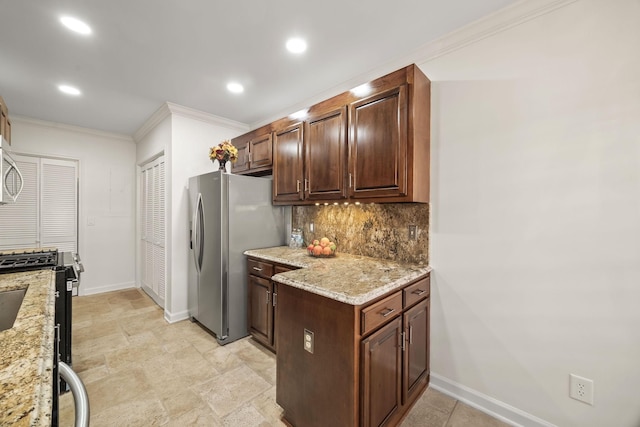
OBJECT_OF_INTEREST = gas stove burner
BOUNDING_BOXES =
[0,248,59,272]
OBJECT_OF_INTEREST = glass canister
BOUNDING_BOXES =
[290,228,303,248]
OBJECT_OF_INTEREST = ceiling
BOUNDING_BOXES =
[0,0,519,137]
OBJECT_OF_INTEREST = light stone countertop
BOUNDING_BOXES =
[244,246,431,306]
[0,270,55,427]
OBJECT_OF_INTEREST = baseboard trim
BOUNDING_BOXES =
[429,373,557,427]
[79,281,136,296]
[164,309,190,324]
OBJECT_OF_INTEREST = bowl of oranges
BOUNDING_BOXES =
[307,237,337,257]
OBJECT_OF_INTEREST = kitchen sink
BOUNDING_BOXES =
[0,288,27,332]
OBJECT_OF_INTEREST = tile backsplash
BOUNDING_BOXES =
[292,203,429,265]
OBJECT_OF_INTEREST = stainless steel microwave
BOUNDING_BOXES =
[0,137,23,204]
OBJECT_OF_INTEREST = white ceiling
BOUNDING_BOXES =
[0,0,519,136]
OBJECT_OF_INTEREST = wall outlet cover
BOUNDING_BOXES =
[569,373,594,405]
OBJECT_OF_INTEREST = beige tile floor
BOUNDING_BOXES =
[59,288,510,427]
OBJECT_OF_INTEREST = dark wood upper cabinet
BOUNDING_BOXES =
[231,64,430,204]
[273,122,304,203]
[349,85,408,199]
[348,65,430,203]
[231,130,273,175]
[304,107,348,201]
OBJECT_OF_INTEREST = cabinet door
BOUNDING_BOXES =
[304,107,348,200]
[249,132,273,170]
[233,142,250,173]
[248,274,273,348]
[273,123,304,203]
[361,317,402,427]
[403,298,429,404]
[349,85,408,199]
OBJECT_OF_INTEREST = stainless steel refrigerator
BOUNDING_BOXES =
[188,171,285,345]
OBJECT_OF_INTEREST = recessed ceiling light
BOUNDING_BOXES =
[58,85,81,96]
[60,16,92,35]
[286,38,307,54]
[226,82,244,94]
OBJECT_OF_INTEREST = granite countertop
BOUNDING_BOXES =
[0,270,56,427]
[244,246,431,305]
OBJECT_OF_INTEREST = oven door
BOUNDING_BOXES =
[1,144,24,204]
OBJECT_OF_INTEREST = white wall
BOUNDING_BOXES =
[421,0,640,425]
[135,103,248,321]
[11,117,137,295]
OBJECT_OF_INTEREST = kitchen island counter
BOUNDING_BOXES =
[0,270,56,427]
[244,246,431,306]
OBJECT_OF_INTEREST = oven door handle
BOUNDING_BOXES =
[58,361,90,427]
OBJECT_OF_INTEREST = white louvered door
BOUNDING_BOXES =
[140,155,165,307]
[41,159,78,252]
[0,155,77,252]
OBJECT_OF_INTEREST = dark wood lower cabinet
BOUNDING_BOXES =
[248,274,273,348]
[275,273,431,427]
[403,298,430,403]
[361,317,402,427]
[247,258,296,353]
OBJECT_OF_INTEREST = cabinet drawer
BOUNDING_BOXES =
[403,276,430,308]
[247,259,274,279]
[361,291,403,335]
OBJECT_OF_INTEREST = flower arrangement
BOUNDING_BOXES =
[209,140,239,164]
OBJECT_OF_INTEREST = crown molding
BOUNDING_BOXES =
[405,0,579,64]
[133,103,171,142]
[134,102,250,142]
[251,0,578,129]
[11,115,133,142]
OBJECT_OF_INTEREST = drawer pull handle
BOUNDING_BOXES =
[266,290,270,305]
[412,289,427,296]
[380,308,395,317]
[253,267,263,271]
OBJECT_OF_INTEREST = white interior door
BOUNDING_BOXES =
[139,155,166,307]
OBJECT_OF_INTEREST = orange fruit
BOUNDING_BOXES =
[322,246,332,255]
[320,237,330,247]
[313,245,323,255]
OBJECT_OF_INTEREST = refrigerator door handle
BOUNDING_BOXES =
[193,193,204,272]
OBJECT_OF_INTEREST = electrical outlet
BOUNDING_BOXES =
[304,329,314,354]
[408,225,417,240]
[570,374,594,405]
[309,222,314,232]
